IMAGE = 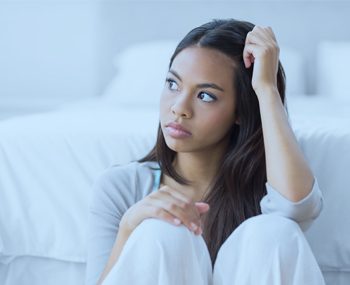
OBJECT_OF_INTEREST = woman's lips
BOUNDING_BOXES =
[165,122,192,139]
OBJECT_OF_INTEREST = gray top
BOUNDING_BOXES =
[85,160,324,285]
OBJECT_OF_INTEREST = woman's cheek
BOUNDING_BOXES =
[205,112,234,136]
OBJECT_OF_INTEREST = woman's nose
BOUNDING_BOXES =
[170,94,193,119]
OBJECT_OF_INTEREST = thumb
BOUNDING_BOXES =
[195,202,210,213]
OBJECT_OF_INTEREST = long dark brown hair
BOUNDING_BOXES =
[139,18,287,265]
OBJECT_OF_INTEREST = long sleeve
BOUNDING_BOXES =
[260,176,324,232]
[85,165,137,285]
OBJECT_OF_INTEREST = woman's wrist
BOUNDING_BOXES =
[119,215,135,236]
[255,84,279,100]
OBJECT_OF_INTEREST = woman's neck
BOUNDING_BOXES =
[161,146,226,201]
[174,153,220,189]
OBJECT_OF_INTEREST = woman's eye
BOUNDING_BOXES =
[165,78,178,91]
[198,92,217,102]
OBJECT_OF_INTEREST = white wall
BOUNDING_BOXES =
[0,1,99,118]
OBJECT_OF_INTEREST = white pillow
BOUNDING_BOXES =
[102,40,179,109]
[317,41,350,98]
[279,47,305,95]
[102,40,304,107]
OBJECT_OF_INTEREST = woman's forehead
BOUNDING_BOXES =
[170,46,235,87]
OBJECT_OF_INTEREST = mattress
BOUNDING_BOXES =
[0,256,85,285]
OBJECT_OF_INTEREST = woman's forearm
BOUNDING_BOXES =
[97,225,133,285]
[257,87,314,202]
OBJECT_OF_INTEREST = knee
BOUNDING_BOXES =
[130,218,197,250]
[216,214,305,266]
[120,218,212,282]
[238,214,303,248]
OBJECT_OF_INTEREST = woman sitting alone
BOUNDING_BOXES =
[85,18,325,285]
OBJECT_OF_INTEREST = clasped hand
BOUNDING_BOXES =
[120,185,210,236]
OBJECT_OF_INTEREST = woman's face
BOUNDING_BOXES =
[160,46,238,154]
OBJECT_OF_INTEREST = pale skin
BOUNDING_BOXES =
[97,26,314,284]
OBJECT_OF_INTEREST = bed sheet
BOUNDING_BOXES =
[285,95,350,278]
[0,256,85,285]
[0,104,159,264]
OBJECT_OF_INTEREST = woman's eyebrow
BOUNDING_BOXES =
[168,69,225,92]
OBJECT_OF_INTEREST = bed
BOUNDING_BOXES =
[1,40,349,285]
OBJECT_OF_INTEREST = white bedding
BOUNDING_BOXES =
[0,104,159,263]
[0,95,349,285]
[0,256,85,285]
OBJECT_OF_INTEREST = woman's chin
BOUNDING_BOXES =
[164,138,193,153]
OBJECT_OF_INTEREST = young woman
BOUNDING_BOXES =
[86,19,325,285]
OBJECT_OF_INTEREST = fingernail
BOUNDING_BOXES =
[173,218,181,225]
[190,222,198,231]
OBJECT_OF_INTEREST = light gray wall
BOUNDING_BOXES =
[0,0,100,119]
[0,0,349,117]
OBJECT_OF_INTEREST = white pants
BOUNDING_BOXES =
[103,214,325,285]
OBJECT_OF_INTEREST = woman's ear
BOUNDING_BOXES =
[234,117,240,125]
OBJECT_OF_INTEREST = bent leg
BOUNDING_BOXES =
[213,214,325,285]
[103,218,212,285]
